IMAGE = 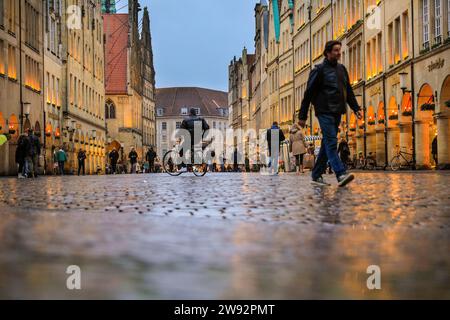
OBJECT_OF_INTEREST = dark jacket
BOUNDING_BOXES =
[180,115,210,145]
[78,150,86,162]
[15,135,28,163]
[299,58,361,121]
[30,134,41,156]
[129,151,138,164]
[146,149,157,162]
[266,125,286,156]
[109,150,119,163]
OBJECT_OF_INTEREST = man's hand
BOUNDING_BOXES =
[355,111,363,120]
[299,120,307,128]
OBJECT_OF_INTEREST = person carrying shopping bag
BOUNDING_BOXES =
[289,121,308,174]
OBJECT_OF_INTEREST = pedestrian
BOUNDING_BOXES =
[338,137,351,169]
[52,146,59,175]
[432,135,438,167]
[22,131,33,178]
[57,146,67,175]
[266,122,286,175]
[145,147,157,173]
[289,121,308,174]
[77,148,87,176]
[30,130,41,178]
[109,148,119,174]
[15,134,27,178]
[299,40,363,187]
[129,147,138,174]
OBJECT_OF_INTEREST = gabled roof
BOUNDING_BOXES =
[156,87,228,118]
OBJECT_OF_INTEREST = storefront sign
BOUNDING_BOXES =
[428,58,445,72]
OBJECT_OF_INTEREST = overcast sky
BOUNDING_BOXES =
[118,0,258,92]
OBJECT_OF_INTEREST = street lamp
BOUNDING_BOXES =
[23,102,31,119]
[399,72,411,93]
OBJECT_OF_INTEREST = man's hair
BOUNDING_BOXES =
[323,40,342,57]
[190,108,197,116]
[272,122,278,126]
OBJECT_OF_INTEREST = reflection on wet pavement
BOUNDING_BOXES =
[0,172,449,299]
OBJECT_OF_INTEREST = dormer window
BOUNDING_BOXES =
[157,108,163,116]
[181,107,188,115]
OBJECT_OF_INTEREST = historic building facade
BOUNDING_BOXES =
[0,0,45,175]
[103,0,156,164]
[155,87,229,161]
[64,0,106,174]
[141,7,156,152]
[229,0,450,169]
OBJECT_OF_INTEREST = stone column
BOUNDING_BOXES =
[375,126,386,166]
[366,129,377,156]
[386,126,400,164]
[398,121,413,152]
[436,113,450,169]
[356,133,364,155]
[414,120,431,169]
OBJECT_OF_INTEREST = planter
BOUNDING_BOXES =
[445,100,450,108]
[9,129,16,135]
[378,119,385,124]
[349,128,356,132]
[389,115,399,120]
[368,121,376,126]
[420,103,435,112]
[359,126,365,130]
[402,111,412,117]
[45,132,52,137]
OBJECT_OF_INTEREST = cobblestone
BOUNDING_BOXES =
[0,172,449,299]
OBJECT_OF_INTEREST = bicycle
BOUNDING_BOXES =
[162,140,213,177]
[364,152,377,170]
[390,145,414,171]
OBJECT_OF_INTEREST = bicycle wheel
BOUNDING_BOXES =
[192,163,208,177]
[163,151,183,176]
[391,156,401,171]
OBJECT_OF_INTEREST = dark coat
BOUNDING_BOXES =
[299,58,361,121]
[78,150,87,162]
[146,150,157,162]
[180,115,210,146]
[129,151,138,164]
[15,136,28,163]
[266,126,286,156]
[109,150,119,163]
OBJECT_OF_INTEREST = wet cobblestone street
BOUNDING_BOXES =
[0,172,449,299]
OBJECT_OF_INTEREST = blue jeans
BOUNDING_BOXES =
[268,151,279,174]
[312,114,346,180]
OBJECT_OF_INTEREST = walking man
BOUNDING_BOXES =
[145,147,157,173]
[57,146,67,175]
[109,148,119,174]
[30,130,41,178]
[77,148,87,176]
[299,40,363,187]
[266,122,286,175]
[129,147,138,174]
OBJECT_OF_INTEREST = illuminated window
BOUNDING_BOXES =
[0,40,4,75]
[402,11,410,58]
[435,0,442,40]
[8,45,16,79]
[423,0,430,46]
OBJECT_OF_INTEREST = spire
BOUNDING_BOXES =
[102,0,117,14]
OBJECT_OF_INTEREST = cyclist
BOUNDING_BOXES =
[178,108,210,172]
